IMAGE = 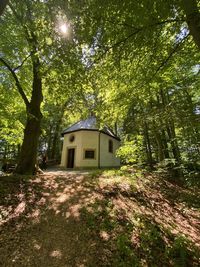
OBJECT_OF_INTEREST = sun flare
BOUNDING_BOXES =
[60,23,68,34]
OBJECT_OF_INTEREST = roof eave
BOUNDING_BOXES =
[61,128,121,141]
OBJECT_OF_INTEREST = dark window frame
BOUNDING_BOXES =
[109,139,113,153]
[84,149,95,159]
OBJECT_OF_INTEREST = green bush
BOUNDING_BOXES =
[116,135,145,165]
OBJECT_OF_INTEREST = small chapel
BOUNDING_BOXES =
[60,117,120,168]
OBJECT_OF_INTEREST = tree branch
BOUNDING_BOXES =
[129,33,190,93]
[104,18,184,30]
[105,18,185,51]
[8,2,36,50]
[89,18,185,68]
[13,53,32,71]
[9,1,42,78]
[0,57,30,107]
[87,28,143,69]
[151,33,190,80]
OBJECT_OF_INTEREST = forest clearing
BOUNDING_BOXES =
[0,168,200,266]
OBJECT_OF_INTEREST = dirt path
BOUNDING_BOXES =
[0,169,200,266]
[0,170,107,267]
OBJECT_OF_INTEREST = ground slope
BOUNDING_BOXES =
[0,168,199,266]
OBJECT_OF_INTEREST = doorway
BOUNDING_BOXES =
[67,148,75,168]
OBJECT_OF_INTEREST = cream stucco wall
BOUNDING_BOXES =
[99,132,121,167]
[79,131,99,167]
[60,130,120,168]
[60,131,81,168]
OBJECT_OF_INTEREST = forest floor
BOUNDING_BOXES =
[0,167,200,267]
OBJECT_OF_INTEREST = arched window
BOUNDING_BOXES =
[108,139,113,153]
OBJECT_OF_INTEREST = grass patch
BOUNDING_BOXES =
[81,167,200,266]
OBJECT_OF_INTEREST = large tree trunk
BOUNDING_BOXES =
[182,0,200,50]
[15,60,43,174]
[15,114,42,174]
[0,0,9,16]
[155,131,165,162]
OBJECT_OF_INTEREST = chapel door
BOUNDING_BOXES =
[67,148,75,168]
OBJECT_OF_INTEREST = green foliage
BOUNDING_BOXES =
[167,235,199,267]
[0,0,90,163]
[114,234,139,267]
[0,0,200,175]
[72,0,200,177]
[138,221,166,263]
[117,136,145,165]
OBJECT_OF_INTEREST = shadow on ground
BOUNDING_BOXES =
[0,169,199,266]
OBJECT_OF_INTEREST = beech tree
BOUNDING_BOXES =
[0,0,81,174]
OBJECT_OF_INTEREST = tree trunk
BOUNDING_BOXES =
[50,123,60,160]
[47,124,53,159]
[15,114,41,174]
[159,89,170,159]
[15,60,43,174]
[154,129,165,162]
[48,101,70,160]
[161,130,170,159]
[182,0,200,50]
[3,144,7,160]
[166,122,181,164]
[164,91,182,164]
[144,121,153,166]
[0,0,9,16]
